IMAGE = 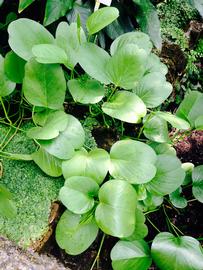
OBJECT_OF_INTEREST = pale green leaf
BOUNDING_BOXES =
[155,111,190,130]
[169,187,187,209]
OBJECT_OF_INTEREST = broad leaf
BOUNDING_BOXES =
[95,180,137,237]
[133,0,162,49]
[0,184,17,218]
[56,210,98,255]
[145,53,168,75]
[169,187,187,209]
[78,42,111,84]
[8,18,54,61]
[62,148,109,185]
[176,91,203,128]
[149,142,176,156]
[111,240,152,270]
[32,148,62,177]
[147,154,185,195]
[106,44,147,89]
[110,31,152,56]
[152,232,203,270]
[59,176,99,214]
[155,111,190,130]
[56,22,86,69]
[192,165,203,203]
[18,0,35,12]
[68,78,105,104]
[102,91,147,123]
[109,140,157,184]
[195,115,203,130]
[0,55,16,97]
[44,0,74,26]
[23,59,66,109]
[33,108,55,126]
[133,72,172,108]
[86,7,119,35]
[4,51,26,83]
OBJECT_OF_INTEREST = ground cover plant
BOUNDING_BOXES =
[0,2,203,270]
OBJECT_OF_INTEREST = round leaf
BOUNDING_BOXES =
[192,165,203,203]
[56,210,98,255]
[155,111,190,130]
[111,240,152,270]
[59,176,99,214]
[152,232,203,270]
[102,91,147,124]
[109,140,157,184]
[8,18,54,61]
[95,180,137,237]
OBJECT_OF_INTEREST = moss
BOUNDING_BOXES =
[0,122,64,247]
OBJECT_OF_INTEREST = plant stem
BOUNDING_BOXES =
[187,198,197,203]
[147,217,161,233]
[0,97,12,125]
[90,233,106,270]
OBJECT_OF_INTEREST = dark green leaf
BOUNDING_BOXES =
[18,0,35,12]
[169,187,187,208]
[188,0,203,17]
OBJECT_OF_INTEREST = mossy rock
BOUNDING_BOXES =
[0,122,64,248]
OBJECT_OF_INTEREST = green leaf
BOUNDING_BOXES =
[56,22,86,69]
[18,0,35,12]
[38,114,85,159]
[111,239,152,270]
[147,154,185,195]
[0,55,16,97]
[0,184,17,218]
[0,0,4,7]
[195,115,203,130]
[95,180,137,237]
[182,162,194,186]
[142,191,163,211]
[27,111,68,140]
[133,72,172,108]
[86,7,119,35]
[151,232,203,270]
[149,142,176,156]
[106,44,147,89]
[23,59,66,109]
[68,78,105,104]
[109,140,157,184]
[192,165,203,203]
[169,187,187,209]
[56,210,98,255]
[44,0,74,26]
[8,18,54,61]
[143,115,169,143]
[133,0,162,49]
[59,176,99,214]
[31,148,62,177]
[62,148,109,185]
[102,91,147,124]
[78,42,111,84]
[110,31,152,56]
[32,44,68,65]
[33,108,55,126]
[145,53,168,75]
[4,51,26,83]
[176,91,203,128]
[155,111,190,130]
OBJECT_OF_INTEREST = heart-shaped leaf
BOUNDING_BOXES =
[8,18,54,60]
[59,176,99,214]
[23,59,66,109]
[86,7,119,35]
[111,239,152,270]
[109,140,157,184]
[192,165,203,203]
[68,78,105,104]
[152,232,203,270]
[56,210,98,255]
[102,91,147,123]
[95,180,137,237]
[62,148,109,185]
[155,111,190,130]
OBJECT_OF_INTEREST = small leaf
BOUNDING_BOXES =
[31,148,62,177]
[155,111,190,130]
[102,91,147,124]
[56,210,98,255]
[68,78,105,104]
[62,148,109,185]
[18,0,35,12]
[86,7,119,35]
[23,59,66,109]
[111,239,152,270]
[151,232,203,270]
[95,180,137,237]
[192,165,203,203]
[169,187,187,209]
[8,18,54,61]
[4,51,26,83]
[182,162,194,186]
[109,140,157,184]
[44,0,74,26]
[0,184,17,218]
[59,176,99,214]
